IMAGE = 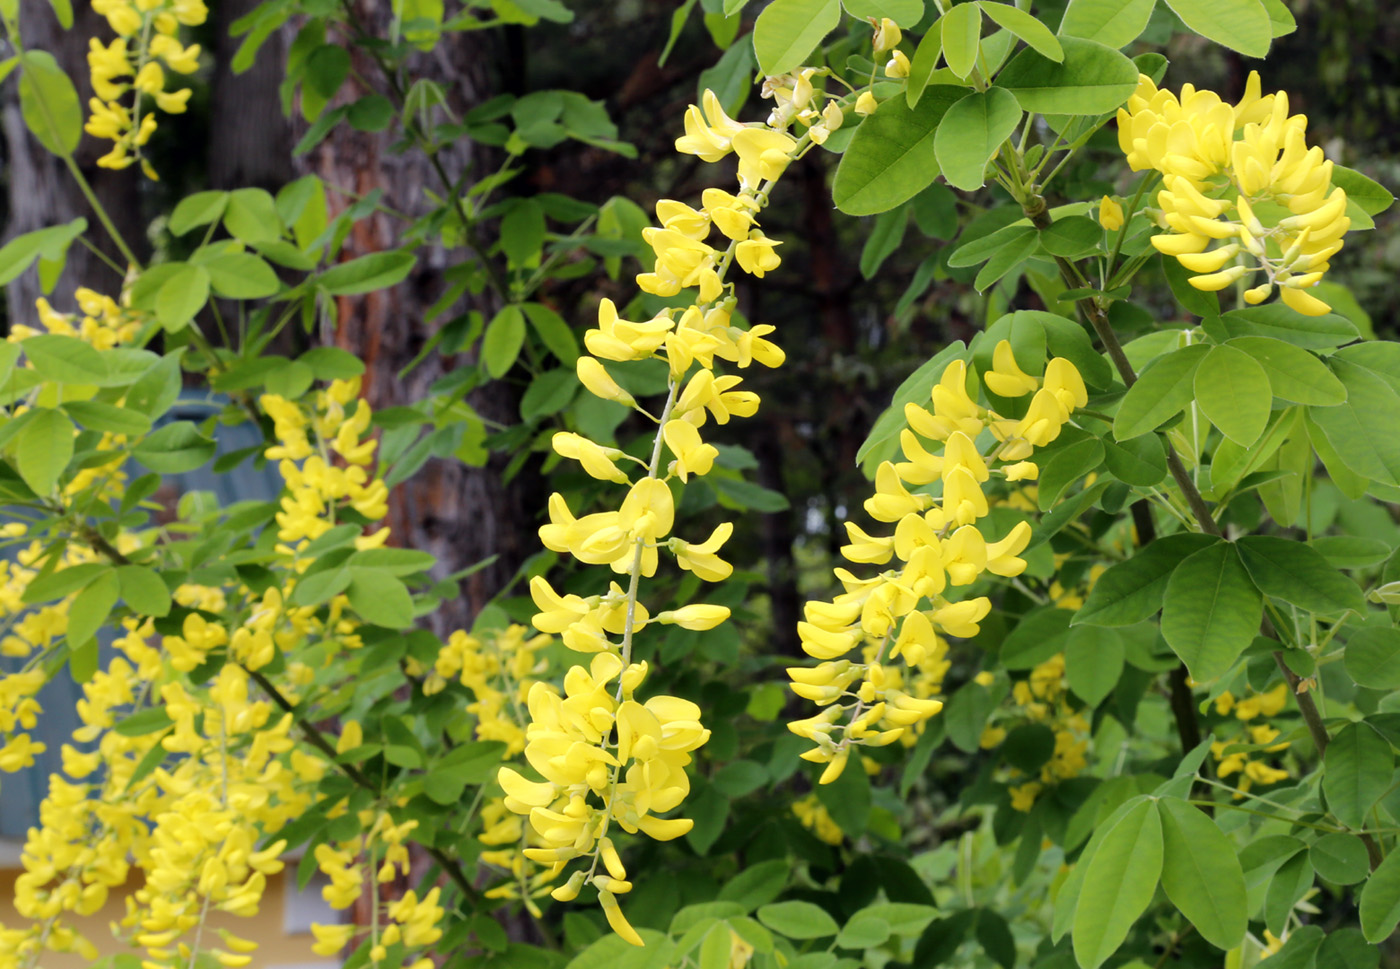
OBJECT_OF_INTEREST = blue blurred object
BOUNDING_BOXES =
[0,397,284,837]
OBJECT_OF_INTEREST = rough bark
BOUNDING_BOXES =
[209,0,295,192]
[3,3,145,324]
[294,4,541,630]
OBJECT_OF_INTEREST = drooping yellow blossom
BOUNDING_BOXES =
[86,0,207,177]
[498,83,812,945]
[1117,72,1351,315]
[790,345,1088,783]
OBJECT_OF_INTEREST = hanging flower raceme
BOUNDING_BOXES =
[0,344,431,968]
[979,655,1091,812]
[789,345,1089,784]
[496,80,820,945]
[1211,683,1293,796]
[86,0,207,177]
[1116,71,1351,316]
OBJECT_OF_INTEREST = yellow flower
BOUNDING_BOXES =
[1098,196,1124,231]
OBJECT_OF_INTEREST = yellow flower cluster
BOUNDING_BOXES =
[792,794,844,845]
[1212,684,1291,795]
[418,624,550,755]
[1,604,322,969]
[980,655,1091,812]
[261,376,390,556]
[0,348,428,966]
[496,85,806,946]
[9,289,145,349]
[1117,72,1350,316]
[789,344,1088,784]
[307,808,438,969]
[86,0,207,176]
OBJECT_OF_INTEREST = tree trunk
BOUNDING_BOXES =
[294,4,542,630]
[3,3,145,324]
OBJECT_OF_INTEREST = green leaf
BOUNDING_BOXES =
[482,305,527,378]
[520,369,578,422]
[1000,606,1071,669]
[1308,359,1400,486]
[1162,0,1271,58]
[1236,536,1365,617]
[1160,542,1261,682]
[288,567,351,608]
[1360,847,1400,942]
[1315,929,1379,969]
[1311,833,1370,886]
[941,1,981,79]
[1064,624,1124,707]
[346,568,415,628]
[1228,336,1346,405]
[837,912,891,950]
[1322,721,1393,830]
[67,570,120,664]
[1102,433,1167,487]
[347,547,436,576]
[0,220,84,287]
[1113,343,1210,440]
[841,0,923,26]
[1038,215,1102,258]
[16,407,73,494]
[1072,798,1163,969]
[815,751,870,832]
[752,0,840,76]
[133,422,215,473]
[978,3,1062,60]
[299,347,366,380]
[565,930,672,969]
[686,783,729,855]
[318,251,416,295]
[859,206,909,279]
[201,251,280,299]
[1193,344,1271,447]
[994,36,1139,115]
[113,707,174,737]
[1037,437,1103,509]
[1331,165,1393,218]
[170,191,230,235]
[1058,0,1155,48]
[19,51,82,156]
[501,198,546,268]
[22,562,109,604]
[1345,627,1400,690]
[23,334,108,385]
[116,565,172,618]
[833,87,964,216]
[156,264,211,332]
[1218,304,1359,349]
[522,302,579,364]
[223,188,285,245]
[934,89,1022,191]
[45,0,73,28]
[62,400,151,436]
[905,18,944,108]
[712,759,768,798]
[1157,799,1248,949]
[757,901,839,940]
[717,859,789,911]
[347,93,395,132]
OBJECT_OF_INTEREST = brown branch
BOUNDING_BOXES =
[1017,191,1380,870]
[245,665,485,904]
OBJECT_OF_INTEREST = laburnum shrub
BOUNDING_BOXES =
[0,2,1398,969]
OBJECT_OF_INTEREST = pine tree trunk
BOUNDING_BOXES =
[3,4,145,323]
[294,4,542,630]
